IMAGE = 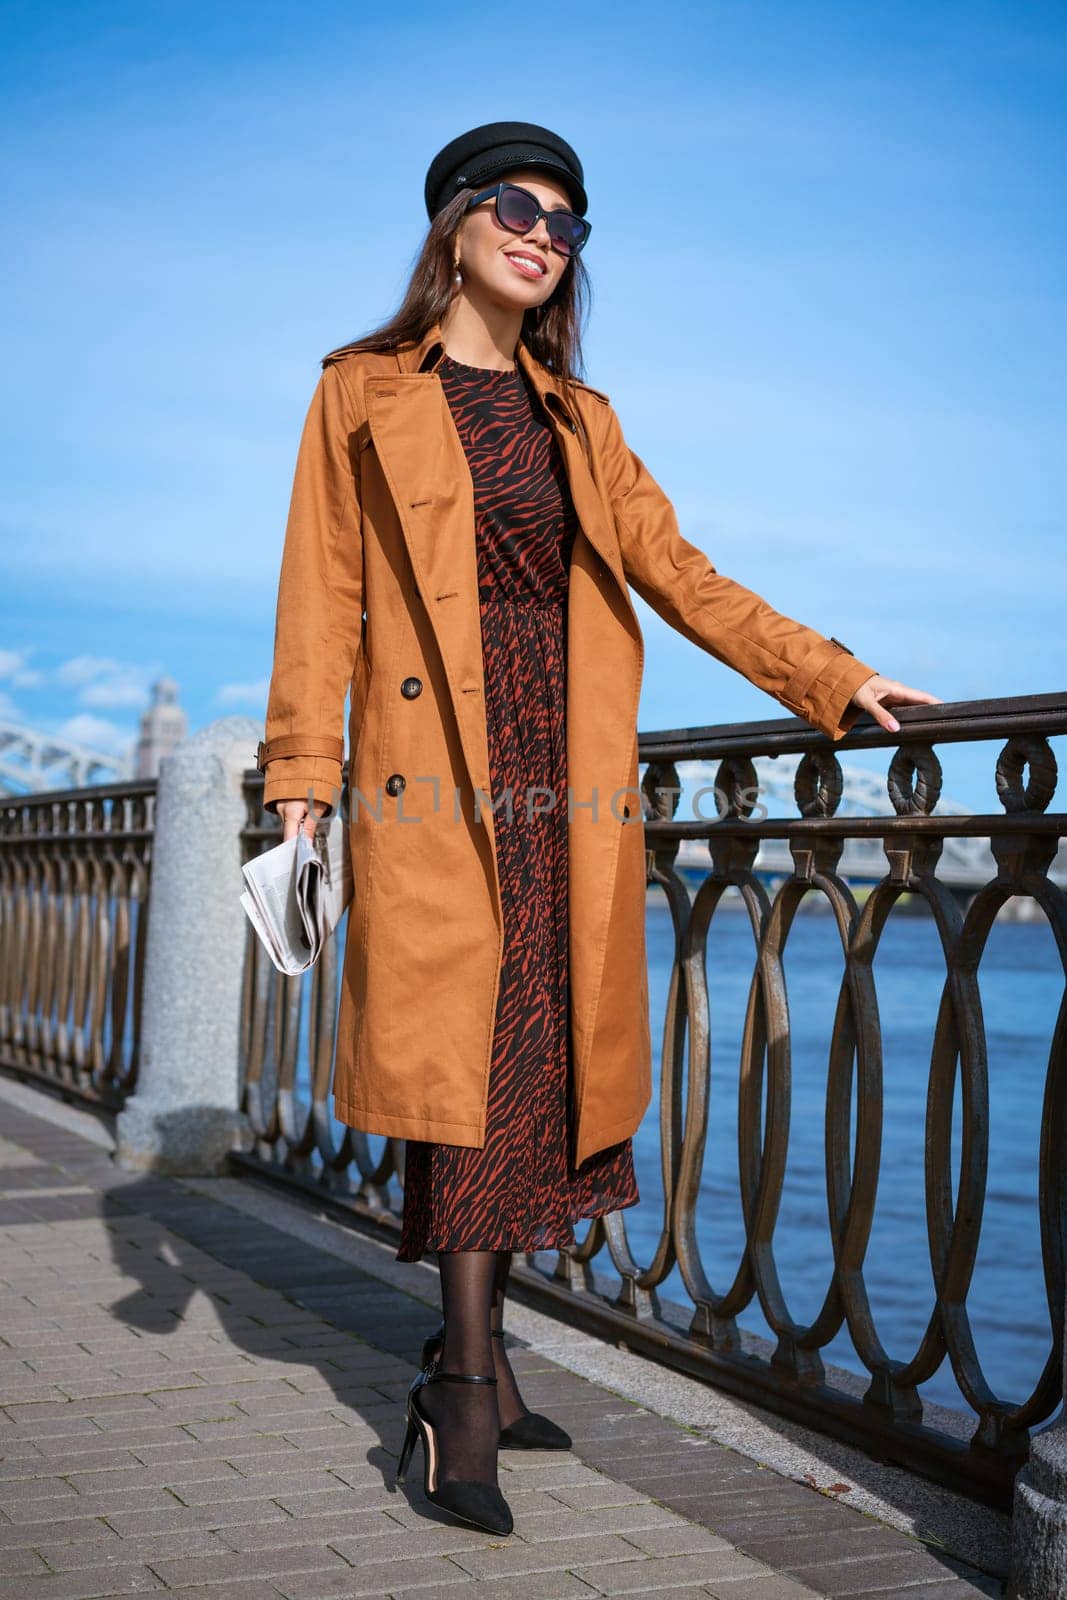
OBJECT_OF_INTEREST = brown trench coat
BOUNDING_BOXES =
[257,321,877,1167]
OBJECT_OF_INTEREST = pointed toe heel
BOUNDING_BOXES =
[395,1362,513,1536]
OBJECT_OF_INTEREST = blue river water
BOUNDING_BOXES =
[624,892,1060,1419]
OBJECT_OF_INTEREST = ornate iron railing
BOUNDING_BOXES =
[235,691,1067,1508]
[0,780,154,1109]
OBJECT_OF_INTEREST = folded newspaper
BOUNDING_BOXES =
[240,813,352,975]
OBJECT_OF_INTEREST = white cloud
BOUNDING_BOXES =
[54,655,127,687]
[0,648,44,688]
[81,674,152,710]
[54,654,152,709]
[216,678,269,707]
[52,714,136,758]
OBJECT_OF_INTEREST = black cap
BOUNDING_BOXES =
[424,120,588,221]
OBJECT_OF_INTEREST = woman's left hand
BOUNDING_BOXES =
[849,673,943,735]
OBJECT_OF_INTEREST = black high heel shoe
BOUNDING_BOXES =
[420,1322,572,1452]
[394,1363,514,1537]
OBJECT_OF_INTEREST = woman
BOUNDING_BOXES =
[257,121,938,1537]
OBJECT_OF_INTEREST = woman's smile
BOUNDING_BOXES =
[503,249,547,279]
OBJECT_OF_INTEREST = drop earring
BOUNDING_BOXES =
[452,250,462,291]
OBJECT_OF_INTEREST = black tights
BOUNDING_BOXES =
[419,1248,524,1485]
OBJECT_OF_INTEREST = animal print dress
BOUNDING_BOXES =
[395,352,641,1261]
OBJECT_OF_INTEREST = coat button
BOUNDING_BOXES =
[385,773,406,796]
[400,676,423,698]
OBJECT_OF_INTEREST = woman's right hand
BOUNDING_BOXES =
[277,799,330,844]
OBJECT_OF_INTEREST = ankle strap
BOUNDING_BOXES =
[428,1369,498,1385]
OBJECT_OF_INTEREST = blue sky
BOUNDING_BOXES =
[2,0,1064,811]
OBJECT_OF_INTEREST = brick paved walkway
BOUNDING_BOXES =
[0,1093,1005,1600]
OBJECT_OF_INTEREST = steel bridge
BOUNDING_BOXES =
[0,720,134,796]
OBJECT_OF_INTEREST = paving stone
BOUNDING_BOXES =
[1,1486,181,1523]
[546,1481,656,1511]
[30,1428,179,1458]
[493,1460,610,1490]
[0,1516,116,1550]
[665,1484,823,1519]
[269,1555,469,1597]
[214,1506,415,1552]
[382,1579,595,1600]
[273,1425,371,1451]
[488,1446,579,1474]
[0,1439,55,1469]
[512,1504,682,1543]
[569,1549,774,1591]
[219,1394,353,1421]
[100,1500,294,1537]
[168,1470,356,1507]
[584,1438,748,1471]
[164,1587,288,1600]
[831,1583,999,1600]
[605,1591,737,1600]
[0,1566,165,1599]
[569,1416,694,1448]
[167,1419,299,1445]
[747,1525,907,1568]
[626,1479,807,1520]
[243,1442,390,1477]
[3,1400,159,1430]
[143,1380,301,1409]
[320,1519,515,1565]
[586,1453,761,1491]
[705,1579,825,1600]
[0,1474,82,1504]
[146,1542,354,1588]
[34,1526,232,1569]
[784,1547,985,1594]
[62,1457,245,1494]
[136,1436,299,1467]
[619,1523,736,1557]
[0,1547,51,1576]
[449,1530,639,1578]
[707,1499,883,1543]
[96,1404,246,1432]
[6,1446,143,1477]
[269,1484,389,1517]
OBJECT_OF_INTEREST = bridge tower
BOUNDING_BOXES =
[136,676,187,779]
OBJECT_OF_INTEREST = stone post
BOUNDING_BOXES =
[114,716,260,1175]
[1010,1309,1067,1598]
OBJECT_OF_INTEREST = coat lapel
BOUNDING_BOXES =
[362,361,493,809]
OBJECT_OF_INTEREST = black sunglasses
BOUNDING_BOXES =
[464,181,591,259]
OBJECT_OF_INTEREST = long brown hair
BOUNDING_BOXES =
[321,179,592,396]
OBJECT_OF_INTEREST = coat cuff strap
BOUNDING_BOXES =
[780,636,856,712]
[256,734,345,772]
